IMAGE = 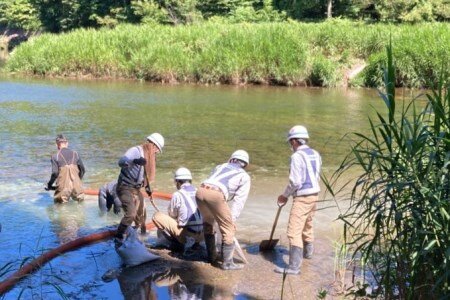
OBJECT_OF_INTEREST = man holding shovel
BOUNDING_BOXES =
[275,125,321,275]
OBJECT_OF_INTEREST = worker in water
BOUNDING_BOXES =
[115,133,164,243]
[46,134,85,203]
[98,180,122,215]
[152,167,203,252]
[275,125,322,275]
[196,150,251,270]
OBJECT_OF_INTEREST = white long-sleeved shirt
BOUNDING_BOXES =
[203,162,251,221]
[168,183,202,230]
[283,145,321,198]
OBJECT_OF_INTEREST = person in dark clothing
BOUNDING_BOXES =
[46,134,85,203]
[115,133,164,242]
[98,180,122,215]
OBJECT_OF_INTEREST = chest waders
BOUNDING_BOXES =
[54,151,84,203]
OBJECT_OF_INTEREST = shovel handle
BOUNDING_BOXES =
[268,203,284,242]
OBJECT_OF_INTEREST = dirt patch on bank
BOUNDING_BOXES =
[105,234,351,299]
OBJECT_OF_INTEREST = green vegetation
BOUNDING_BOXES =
[325,43,449,297]
[1,0,449,33]
[6,20,449,87]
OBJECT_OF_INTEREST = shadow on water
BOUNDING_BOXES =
[246,243,289,269]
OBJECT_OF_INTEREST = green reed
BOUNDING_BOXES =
[325,41,449,298]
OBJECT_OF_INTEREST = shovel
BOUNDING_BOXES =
[259,202,284,251]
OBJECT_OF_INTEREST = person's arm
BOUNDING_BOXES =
[47,155,58,188]
[230,174,251,222]
[118,147,144,167]
[168,193,181,220]
[76,151,85,179]
[282,153,304,198]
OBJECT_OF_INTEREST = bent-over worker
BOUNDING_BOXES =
[275,125,322,275]
[98,180,122,215]
[46,134,85,203]
[196,150,251,270]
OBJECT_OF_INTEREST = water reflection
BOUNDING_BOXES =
[46,202,86,244]
[107,263,254,300]
[152,268,215,300]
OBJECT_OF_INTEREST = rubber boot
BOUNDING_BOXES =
[204,234,218,264]
[114,223,128,248]
[274,246,302,275]
[221,243,243,270]
[115,223,128,239]
[304,242,314,259]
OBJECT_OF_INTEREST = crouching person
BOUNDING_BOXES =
[152,168,203,251]
[98,180,122,215]
[196,150,251,270]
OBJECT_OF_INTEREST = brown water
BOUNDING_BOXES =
[0,76,422,298]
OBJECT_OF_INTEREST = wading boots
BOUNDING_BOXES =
[221,243,243,270]
[274,245,302,275]
[204,234,218,264]
[304,242,314,259]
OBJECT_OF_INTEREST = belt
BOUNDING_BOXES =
[200,183,221,192]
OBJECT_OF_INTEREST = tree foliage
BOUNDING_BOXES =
[0,0,449,32]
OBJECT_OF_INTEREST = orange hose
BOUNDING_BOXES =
[0,222,158,295]
[0,188,173,295]
[84,188,172,200]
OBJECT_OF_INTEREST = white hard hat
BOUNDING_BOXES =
[174,167,192,180]
[286,125,309,141]
[229,150,249,165]
[147,133,164,152]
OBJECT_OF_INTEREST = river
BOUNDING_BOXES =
[0,76,412,299]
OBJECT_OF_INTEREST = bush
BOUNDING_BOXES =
[308,54,338,87]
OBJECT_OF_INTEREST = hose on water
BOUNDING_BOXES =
[0,189,172,295]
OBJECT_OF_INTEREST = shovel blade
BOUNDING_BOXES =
[259,239,279,251]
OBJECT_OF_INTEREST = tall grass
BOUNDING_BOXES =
[6,20,450,87]
[325,41,449,298]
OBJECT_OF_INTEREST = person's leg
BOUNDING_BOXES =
[116,186,138,239]
[302,194,318,259]
[203,189,241,270]
[196,188,218,263]
[134,192,146,233]
[275,196,314,275]
[152,211,184,243]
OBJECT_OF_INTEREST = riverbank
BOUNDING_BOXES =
[4,20,449,88]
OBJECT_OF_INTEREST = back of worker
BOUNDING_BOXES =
[47,134,85,203]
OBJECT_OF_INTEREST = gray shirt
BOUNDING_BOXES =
[117,146,144,187]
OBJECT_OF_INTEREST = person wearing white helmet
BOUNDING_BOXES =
[115,133,164,243]
[275,125,322,275]
[196,150,251,270]
[152,167,203,252]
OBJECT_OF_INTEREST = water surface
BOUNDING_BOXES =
[0,76,420,298]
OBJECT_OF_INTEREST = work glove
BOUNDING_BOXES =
[145,185,152,197]
[133,157,147,166]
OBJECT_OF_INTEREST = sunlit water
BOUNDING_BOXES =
[0,76,423,299]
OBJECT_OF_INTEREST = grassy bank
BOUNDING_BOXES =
[5,20,450,87]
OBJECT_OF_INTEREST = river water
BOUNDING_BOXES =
[0,76,412,299]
